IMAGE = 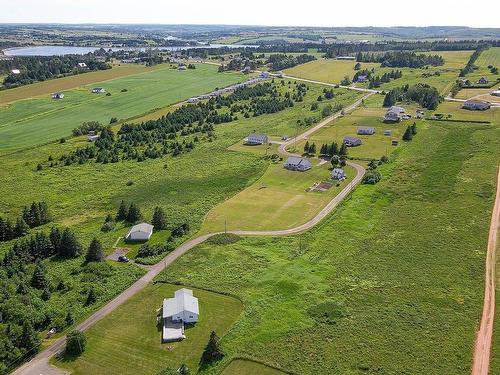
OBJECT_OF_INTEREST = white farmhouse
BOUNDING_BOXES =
[163,288,199,323]
[125,223,153,242]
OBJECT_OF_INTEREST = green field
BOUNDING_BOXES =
[0,64,244,153]
[222,359,287,375]
[467,47,500,84]
[54,284,243,375]
[151,106,499,374]
[284,51,473,95]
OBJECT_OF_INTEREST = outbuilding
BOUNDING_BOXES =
[91,87,106,94]
[357,127,375,135]
[11,69,20,74]
[383,110,401,123]
[125,223,154,242]
[51,92,64,100]
[284,156,312,171]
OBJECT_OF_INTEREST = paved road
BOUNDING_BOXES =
[12,79,369,375]
[472,168,500,375]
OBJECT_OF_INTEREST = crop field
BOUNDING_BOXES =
[200,160,356,233]
[153,107,499,374]
[0,64,245,153]
[0,64,158,106]
[54,284,243,375]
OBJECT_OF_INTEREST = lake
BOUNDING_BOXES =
[2,44,255,56]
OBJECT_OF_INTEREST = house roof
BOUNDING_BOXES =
[128,222,154,235]
[246,133,267,139]
[163,288,199,318]
[344,136,361,142]
[389,106,405,113]
[285,156,311,167]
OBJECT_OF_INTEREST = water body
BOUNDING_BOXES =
[3,44,255,56]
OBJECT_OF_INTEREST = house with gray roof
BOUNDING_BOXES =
[357,127,375,135]
[462,100,491,111]
[343,136,362,147]
[244,133,269,145]
[125,223,154,242]
[331,168,346,180]
[284,156,312,171]
[383,110,401,123]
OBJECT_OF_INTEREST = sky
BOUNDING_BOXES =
[1,0,499,28]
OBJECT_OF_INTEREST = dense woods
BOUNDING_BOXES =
[383,84,442,109]
[0,55,110,89]
[355,51,444,68]
[266,53,316,71]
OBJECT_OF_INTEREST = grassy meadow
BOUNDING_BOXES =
[54,284,243,375]
[0,64,245,153]
[466,47,500,84]
[221,359,287,375]
[151,108,499,375]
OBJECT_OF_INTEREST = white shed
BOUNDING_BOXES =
[126,223,154,241]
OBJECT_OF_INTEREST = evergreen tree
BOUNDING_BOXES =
[116,200,128,221]
[152,207,167,230]
[339,143,348,157]
[402,126,413,141]
[200,331,224,366]
[59,228,82,258]
[331,155,339,167]
[14,216,30,237]
[309,143,316,155]
[65,330,87,356]
[49,227,63,252]
[86,288,97,305]
[65,311,75,326]
[411,122,417,135]
[303,141,310,154]
[126,203,142,223]
[85,238,105,262]
[19,321,41,352]
[31,262,49,289]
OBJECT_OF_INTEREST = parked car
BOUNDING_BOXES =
[118,255,129,263]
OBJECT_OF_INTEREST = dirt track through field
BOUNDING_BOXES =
[472,167,500,375]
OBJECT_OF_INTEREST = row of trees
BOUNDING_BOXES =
[353,69,403,88]
[383,84,441,110]
[459,45,489,77]
[355,51,444,68]
[402,122,418,142]
[0,202,51,242]
[266,53,316,71]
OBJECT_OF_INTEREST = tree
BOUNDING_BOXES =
[59,228,82,258]
[411,122,417,135]
[14,216,30,237]
[126,203,142,223]
[19,321,41,352]
[65,330,86,356]
[200,331,224,366]
[362,170,382,185]
[309,143,316,155]
[331,155,339,167]
[354,62,361,70]
[116,200,128,221]
[86,288,97,305]
[86,238,105,262]
[152,207,167,230]
[65,311,75,326]
[402,126,413,141]
[303,141,310,154]
[339,143,348,157]
[31,262,49,289]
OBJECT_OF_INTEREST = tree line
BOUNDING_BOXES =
[1,55,110,89]
[266,53,316,71]
[459,44,489,77]
[0,202,51,242]
[383,84,441,110]
[353,68,403,88]
[355,51,444,68]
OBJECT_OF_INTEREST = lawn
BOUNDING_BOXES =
[0,64,245,153]
[429,100,499,123]
[221,359,287,375]
[154,104,499,374]
[200,160,356,233]
[0,64,158,106]
[53,283,243,375]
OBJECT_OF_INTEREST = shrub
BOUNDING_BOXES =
[362,170,382,185]
[65,330,86,356]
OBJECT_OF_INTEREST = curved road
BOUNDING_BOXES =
[12,82,370,375]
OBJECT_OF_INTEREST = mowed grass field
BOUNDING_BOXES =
[153,104,499,374]
[200,160,357,233]
[222,360,287,375]
[284,51,473,95]
[0,64,157,106]
[54,284,243,375]
[0,64,245,153]
[466,47,500,84]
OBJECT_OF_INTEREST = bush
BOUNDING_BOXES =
[65,330,86,356]
[362,170,382,185]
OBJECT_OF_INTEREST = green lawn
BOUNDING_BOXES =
[54,284,243,375]
[155,104,499,374]
[222,359,287,375]
[0,64,244,153]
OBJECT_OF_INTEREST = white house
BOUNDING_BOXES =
[331,168,346,180]
[244,133,269,145]
[163,289,199,323]
[125,223,154,242]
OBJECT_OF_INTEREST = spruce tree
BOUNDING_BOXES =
[86,288,97,305]
[59,228,82,258]
[86,238,105,262]
[31,262,49,289]
[200,331,224,366]
[20,321,41,352]
[14,216,30,237]
[116,200,128,221]
[411,122,417,135]
[152,207,167,230]
[303,141,310,154]
[127,203,142,223]
[402,126,413,141]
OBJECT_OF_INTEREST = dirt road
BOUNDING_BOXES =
[472,167,500,375]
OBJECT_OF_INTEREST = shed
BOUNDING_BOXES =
[357,127,375,135]
[343,136,362,147]
[126,223,154,242]
[11,69,20,74]
[284,156,312,171]
[356,75,367,83]
[383,130,392,136]
[91,87,106,94]
[51,92,64,100]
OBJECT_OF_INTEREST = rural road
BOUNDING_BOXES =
[12,93,367,375]
[472,167,500,375]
